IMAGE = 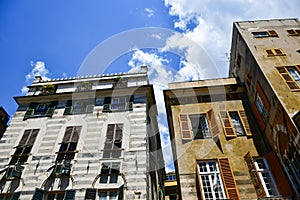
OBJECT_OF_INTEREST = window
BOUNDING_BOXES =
[85,187,124,200]
[99,191,118,200]
[265,48,285,56]
[219,110,252,138]
[63,100,94,115]
[254,158,278,197]
[287,29,300,36]
[179,109,219,140]
[32,188,76,200]
[103,124,123,158]
[24,101,57,120]
[244,152,279,198]
[166,174,177,181]
[102,96,133,112]
[197,158,239,200]
[56,126,81,163]
[255,93,269,123]
[0,192,21,200]
[252,30,278,38]
[100,162,120,184]
[276,66,300,90]
[189,114,211,139]
[10,129,39,165]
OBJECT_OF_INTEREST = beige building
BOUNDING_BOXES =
[164,77,292,199]
[0,68,164,199]
[229,18,300,197]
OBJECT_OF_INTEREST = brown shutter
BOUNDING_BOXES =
[207,109,219,138]
[238,110,253,136]
[106,124,115,141]
[27,129,39,146]
[115,124,123,140]
[71,126,81,143]
[63,127,73,143]
[19,130,31,146]
[218,158,240,200]
[265,151,293,196]
[244,152,266,198]
[219,111,236,138]
[179,114,192,140]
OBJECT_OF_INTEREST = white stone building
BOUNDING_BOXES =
[0,67,164,199]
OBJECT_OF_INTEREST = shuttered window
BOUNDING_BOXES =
[56,126,81,163]
[103,124,123,158]
[179,114,192,140]
[10,129,39,165]
[197,158,239,200]
[100,162,120,184]
[103,96,134,113]
[244,152,266,198]
[63,100,94,115]
[276,66,300,91]
[24,101,57,120]
[220,110,253,138]
[207,109,219,138]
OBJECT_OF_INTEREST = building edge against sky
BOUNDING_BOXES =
[0,66,165,199]
[163,18,299,200]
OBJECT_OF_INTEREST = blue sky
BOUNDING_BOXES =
[1,0,299,172]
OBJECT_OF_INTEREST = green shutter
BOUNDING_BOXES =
[86,105,94,113]
[118,185,124,200]
[24,108,34,120]
[45,107,55,117]
[103,104,110,112]
[64,106,73,115]
[128,102,133,111]
[31,188,45,200]
[64,190,76,200]
[10,191,21,200]
[84,188,97,200]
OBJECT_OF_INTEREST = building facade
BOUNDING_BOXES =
[164,77,293,199]
[0,68,164,199]
[0,107,9,138]
[229,18,300,197]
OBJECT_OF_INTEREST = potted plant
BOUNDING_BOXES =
[41,84,56,95]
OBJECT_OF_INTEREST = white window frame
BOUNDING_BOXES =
[189,114,211,139]
[254,158,278,197]
[198,161,226,200]
[229,111,245,136]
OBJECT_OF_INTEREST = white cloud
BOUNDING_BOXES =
[163,0,300,77]
[21,61,50,94]
[144,8,154,17]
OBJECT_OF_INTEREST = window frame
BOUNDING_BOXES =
[103,124,123,159]
[99,162,120,184]
[265,48,285,56]
[189,114,212,139]
[252,30,278,38]
[287,29,300,36]
[276,65,300,91]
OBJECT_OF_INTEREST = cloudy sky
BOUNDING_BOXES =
[0,0,299,172]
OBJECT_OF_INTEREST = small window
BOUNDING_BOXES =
[287,29,300,36]
[252,30,278,38]
[265,48,285,56]
[276,66,300,91]
[189,114,211,139]
[100,162,120,184]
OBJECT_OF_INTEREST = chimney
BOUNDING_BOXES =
[33,76,43,83]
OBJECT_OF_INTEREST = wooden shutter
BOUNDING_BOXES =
[179,114,192,140]
[71,126,81,143]
[244,152,266,198]
[219,111,236,138]
[19,130,31,146]
[207,109,219,138]
[238,110,253,136]
[85,188,97,200]
[106,124,115,141]
[31,188,45,200]
[27,129,39,146]
[265,151,293,196]
[115,124,123,141]
[118,185,124,200]
[218,158,240,200]
[24,108,34,120]
[64,190,76,200]
[63,127,73,143]
[45,107,55,117]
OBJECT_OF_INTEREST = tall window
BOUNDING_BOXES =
[229,111,245,136]
[10,129,39,165]
[100,162,120,184]
[254,158,278,197]
[103,124,123,158]
[189,114,211,139]
[198,161,226,200]
[255,93,269,123]
[56,126,81,163]
[276,66,300,90]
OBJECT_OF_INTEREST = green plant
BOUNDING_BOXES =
[41,84,56,94]
[76,81,93,92]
